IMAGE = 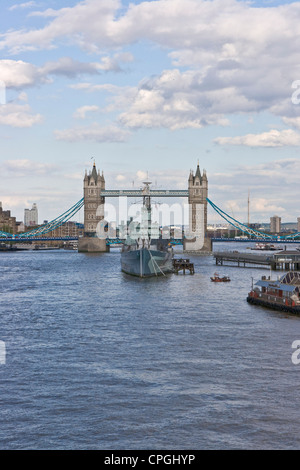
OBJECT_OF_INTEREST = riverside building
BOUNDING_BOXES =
[0,202,16,234]
[24,203,38,227]
[270,215,281,234]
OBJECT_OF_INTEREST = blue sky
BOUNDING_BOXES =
[1,0,300,224]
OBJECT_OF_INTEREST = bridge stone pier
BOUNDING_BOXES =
[78,162,212,253]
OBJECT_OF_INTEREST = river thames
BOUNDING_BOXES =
[1,242,300,450]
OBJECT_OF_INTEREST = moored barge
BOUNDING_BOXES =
[247,271,300,314]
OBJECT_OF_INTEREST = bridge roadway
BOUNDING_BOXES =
[101,190,189,197]
[0,236,79,242]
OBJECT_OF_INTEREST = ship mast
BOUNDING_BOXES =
[248,189,250,227]
[142,180,152,242]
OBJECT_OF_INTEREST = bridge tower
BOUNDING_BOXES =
[78,162,109,252]
[184,163,212,252]
[83,162,105,235]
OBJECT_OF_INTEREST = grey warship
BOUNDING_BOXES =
[121,181,174,278]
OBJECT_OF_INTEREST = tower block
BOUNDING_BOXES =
[184,163,212,252]
[78,162,109,252]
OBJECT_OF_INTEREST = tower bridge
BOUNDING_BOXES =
[79,162,210,252]
[1,162,300,248]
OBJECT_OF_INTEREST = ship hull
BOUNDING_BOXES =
[247,295,300,314]
[121,248,173,278]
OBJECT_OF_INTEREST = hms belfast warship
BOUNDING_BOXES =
[121,181,174,278]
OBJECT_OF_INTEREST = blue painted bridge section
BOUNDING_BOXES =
[0,237,79,242]
[1,194,299,242]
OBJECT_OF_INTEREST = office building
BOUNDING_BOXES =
[24,203,38,227]
[270,215,281,234]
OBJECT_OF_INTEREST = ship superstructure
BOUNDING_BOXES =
[121,181,173,277]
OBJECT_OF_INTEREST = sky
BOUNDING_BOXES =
[0,0,300,225]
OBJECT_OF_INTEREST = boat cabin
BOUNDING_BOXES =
[253,272,300,306]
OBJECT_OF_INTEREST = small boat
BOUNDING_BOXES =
[251,243,282,251]
[210,272,231,282]
[247,271,300,314]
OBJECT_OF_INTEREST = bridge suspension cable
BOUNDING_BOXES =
[19,198,84,238]
[284,231,300,240]
[0,230,13,238]
[2,195,299,241]
[207,198,300,240]
[1,198,84,239]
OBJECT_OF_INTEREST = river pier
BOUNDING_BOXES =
[214,250,300,270]
[173,258,195,274]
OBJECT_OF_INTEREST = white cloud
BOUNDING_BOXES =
[54,123,131,142]
[116,69,231,130]
[8,1,37,11]
[0,103,43,128]
[223,159,300,188]
[282,116,300,130]
[249,198,285,215]
[221,197,286,221]
[96,52,134,72]
[28,7,62,18]
[214,129,300,147]
[0,59,47,88]
[73,105,99,119]
[136,170,148,181]
[0,196,33,213]
[208,157,300,221]
[40,57,102,78]
[2,0,300,161]
[63,172,83,180]
[0,54,134,93]
[1,0,300,71]
[18,92,28,102]
[41,54,133,77]
[70,83,123,94]
[1,0,121,54]
[115,174,125,182]
[3,159,56,175]
[2,1,300,134]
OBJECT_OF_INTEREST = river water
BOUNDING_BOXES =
[1,241,300,450]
